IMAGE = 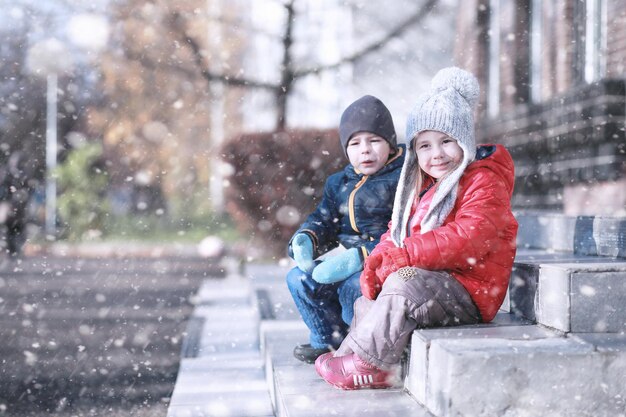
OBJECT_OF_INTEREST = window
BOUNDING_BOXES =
[530,0,542,102]
[584,0,606,83]
[488,0,500,118]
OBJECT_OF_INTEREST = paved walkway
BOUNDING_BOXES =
[0,252,225,417]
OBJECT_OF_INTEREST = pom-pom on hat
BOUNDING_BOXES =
[390,67,480,244]
[339,95,397,158]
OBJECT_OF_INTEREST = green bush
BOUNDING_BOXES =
[56,143,241,244]
[56,143,110,241]
[221,129,344,256]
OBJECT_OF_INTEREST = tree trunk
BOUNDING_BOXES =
[276,0,296,131]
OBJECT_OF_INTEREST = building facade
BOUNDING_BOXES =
[455,0,626,215]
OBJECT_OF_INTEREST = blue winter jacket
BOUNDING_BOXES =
[288,145,405,261]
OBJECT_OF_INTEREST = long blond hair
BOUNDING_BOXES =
[390,134,465,246]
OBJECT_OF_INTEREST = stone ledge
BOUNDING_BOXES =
[515,212,626,257]
[425,337,624,417]
[168,356,273,417]
[508,261,626,332]
[273,363,432,417]
[406,314,554,406]
[261,323,310,414]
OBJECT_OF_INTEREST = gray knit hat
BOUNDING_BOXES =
[339,95,397,157]
[390,67,480,245]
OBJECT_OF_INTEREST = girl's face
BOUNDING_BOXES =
[346,132,392,175]
[413,130,463,179]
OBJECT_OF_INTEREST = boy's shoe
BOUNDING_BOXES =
[293,344,331,364]
[315,352,395,390]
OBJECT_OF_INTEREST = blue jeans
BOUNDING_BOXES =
[286,266,362,349]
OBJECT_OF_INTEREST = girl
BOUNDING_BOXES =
[315,67,519,390]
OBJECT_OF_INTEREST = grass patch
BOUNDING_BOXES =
[102,213,240,243]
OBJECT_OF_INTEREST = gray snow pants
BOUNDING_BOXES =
[336,267,481,370]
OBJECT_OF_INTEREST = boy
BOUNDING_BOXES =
[286,95,405,363]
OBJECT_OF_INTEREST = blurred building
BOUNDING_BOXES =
[456,0,626,216]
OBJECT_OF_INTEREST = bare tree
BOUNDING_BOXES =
[170,0,439,131]
[88,0,222,217]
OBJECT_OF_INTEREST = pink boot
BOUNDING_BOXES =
[315,352,395,390]
[314,352,333,377]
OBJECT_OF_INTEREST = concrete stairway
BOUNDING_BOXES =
[166,272,273,417]
[414,213,626,417]
[167,212,626,417]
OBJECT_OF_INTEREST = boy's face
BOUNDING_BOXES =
[346,132,392,175]
[414,130,463,179]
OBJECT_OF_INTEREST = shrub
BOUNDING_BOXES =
[56,143,110,241]
[221,129,344,257]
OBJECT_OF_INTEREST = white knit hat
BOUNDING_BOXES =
[390,67,480,246]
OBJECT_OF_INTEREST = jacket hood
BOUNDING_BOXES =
[466,144,515,199]
[390,144,514,246]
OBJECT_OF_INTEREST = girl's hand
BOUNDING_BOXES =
[382,247,411,272]
[361,252,383,300]
[361,247,412,299]
[373,247,411,281]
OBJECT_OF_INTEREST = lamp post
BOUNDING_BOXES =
[44,72,58,237]
[27,14,108,239]
[26,38,71,238]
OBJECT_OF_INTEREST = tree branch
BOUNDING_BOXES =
[293,0,439,78]
[169,11,280,91]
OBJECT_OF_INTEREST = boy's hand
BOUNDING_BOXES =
[312,248,363,284]
[292,233,315,273]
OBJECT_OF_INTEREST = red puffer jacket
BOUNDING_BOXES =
[362,144,518,322]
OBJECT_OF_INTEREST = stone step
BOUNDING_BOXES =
[168,275,274,417]
[515,211,626,258]
[247,263,302,321]
[419,333,626,417]
[167,354,273,417]
[261,322,434,417]
[405,312,545,406]
[508,251,626,332]
[261,321,310,413]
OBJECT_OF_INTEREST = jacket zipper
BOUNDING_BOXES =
[348,175,368,233]
[407,182,436,239]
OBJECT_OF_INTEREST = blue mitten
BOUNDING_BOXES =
[312,248,363,284]
[292,233,315,273]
